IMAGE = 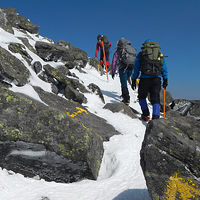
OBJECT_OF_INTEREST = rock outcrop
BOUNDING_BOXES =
[0,6,119,183]
[0,7,39,34]
[0,46,30,86]
[35,40,88,68]
[140,111,200,199]
[0,84,119,182]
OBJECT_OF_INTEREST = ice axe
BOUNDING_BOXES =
[101,41,109,81]
[163,88,166,118]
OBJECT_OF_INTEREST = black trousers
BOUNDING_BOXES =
[138,78,161,104]
[100,48,110,62]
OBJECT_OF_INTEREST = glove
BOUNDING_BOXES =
[112,74,115,79]
[131,79,136,90]
[162,79,168,89]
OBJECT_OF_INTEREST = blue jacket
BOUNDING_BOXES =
[132,52,168,80]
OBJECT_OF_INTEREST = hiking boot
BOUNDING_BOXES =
[140,114,150,122]
[152,115,160,120]
[122,99,130,105]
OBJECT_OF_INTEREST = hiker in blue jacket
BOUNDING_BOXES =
[131,39,168,121]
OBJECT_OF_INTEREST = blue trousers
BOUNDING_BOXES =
[119,67,133,101]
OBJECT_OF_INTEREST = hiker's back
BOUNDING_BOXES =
[117,38,136,67]
[140,41,163,76]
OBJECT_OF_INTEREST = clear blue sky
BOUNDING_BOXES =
[1,0,200,100]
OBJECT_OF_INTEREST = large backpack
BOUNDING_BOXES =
[97,35,110,49]
[117,38,136,67]
[140,41,163,76]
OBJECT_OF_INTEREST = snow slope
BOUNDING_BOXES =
[0,27,151,200]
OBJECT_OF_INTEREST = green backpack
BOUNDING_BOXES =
[140,41,163,76]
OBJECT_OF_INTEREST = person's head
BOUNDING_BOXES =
[97,34,103,41]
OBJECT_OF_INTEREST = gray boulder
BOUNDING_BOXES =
[103,103,139,119]
[58,40,88,67]
[0,85,119,182]
[35,41,73,62]
[0,46,30,86]
[18,37,37,54]
[171,99,200,120]
[8,42,33,65]
[42,64,88,103]
[32,61,42,74]
[35,41,88,68]
[140,110,200,200]
[88,83,105,104]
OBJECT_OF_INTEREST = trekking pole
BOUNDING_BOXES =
[163,88,166,118]
[101,41,109,80]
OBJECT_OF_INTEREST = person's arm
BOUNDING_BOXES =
[111,51,118,77]
[161,57,168,88]
[161,57,168,80]
[95,42,100,57]
[132,52,141,80]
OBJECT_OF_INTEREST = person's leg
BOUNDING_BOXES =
[119,68,130,103]
[150,78,161,119]
[138,78,151,117]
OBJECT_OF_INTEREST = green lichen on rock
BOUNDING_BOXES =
[6,95,18,103]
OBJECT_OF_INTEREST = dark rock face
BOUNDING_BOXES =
[0,46,30,86]
[58,40,88,67]
[8,42,33,65]
[140,111,200,200]
[0,141,93,183]
[18,37,37,54]
[32,61,42,74]
[42,64,88,103]
[171,99,200,120]
[35,41,88,68]
[4,8,39,34]
[0,8,13,33]
[0,85,119,182]
[103,103,139,119]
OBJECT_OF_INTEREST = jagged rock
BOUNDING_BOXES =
[0,8,13,33]
[0,86,119,182]
[34,86,118,141]
[103,103,139,119]
[35,41,74,62]
[89,57,100,69]
[0,46,30,86]
[140,110,200,200]
[58,40,88,67]
[18,37,37,54]
[88,83,105,104]
[43,64,88,103]
[32,61,42,74]
[8,42,33,65]
[64,85,87,104]
[4,8,39,34]
[65,61,77,69]
[0,141,93,183]
[171,99,200,120]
